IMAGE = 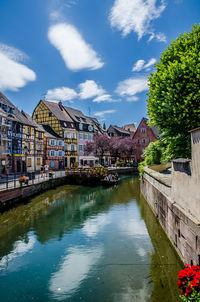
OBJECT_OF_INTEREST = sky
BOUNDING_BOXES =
[0,0,200,128]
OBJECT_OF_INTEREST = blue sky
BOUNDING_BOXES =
[0,0,200,127]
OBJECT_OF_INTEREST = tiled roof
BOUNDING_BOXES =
[123,123,136,133]
[21,111,45,132]
[86,116,105,134]
[64,106,91,124]
[0,92,34,126]
[40,124,62,139]
[109,125,131,135]
[43,100,73,123]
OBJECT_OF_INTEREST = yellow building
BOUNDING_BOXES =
[21,111,45,172]
[32,100,78,167]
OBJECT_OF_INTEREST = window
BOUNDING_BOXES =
[83,134,88,140]
[27,127,30,135]
[142,138,146,144]
[137,139,140,143]
[79,124,83,130]
[79,145,83,151]
[71,144,75,151]
[50,139,55,146]
[81,117,86,123]
[63,122,67,127]
[37,144,42,151]
[58,150,63,157]
[79,133,83,139]
[88,125,93,132]
[72,132,76,139]
[27,158,32,167]
[75,116,81,121]
[50,161,55,168]
[58,140,63,146]
[36,114,38,119]
[148,138,151,143]
[49,113,52,117]
[141,128,146,134]
[37,158,41,165]
[71,123,74,128]
[49,150,55,156]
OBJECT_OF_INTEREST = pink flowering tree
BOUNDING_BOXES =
[84,135,110,165]
[109,137,135,162]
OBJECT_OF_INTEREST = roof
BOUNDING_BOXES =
[42,100,73,123]
[189,127,200,133]
[40,124,62,139]
[0,92,34,126]
[64,106,91,124]
[123,123,136,133]
[172,158,191,163]
[21,111,45,132]
[108,125,131,135]
[86,116,106,134]
[150,126,160,138]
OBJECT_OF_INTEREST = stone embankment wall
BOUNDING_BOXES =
[0,177,67,211]
[141,127,200,265]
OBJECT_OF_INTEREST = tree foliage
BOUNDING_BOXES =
[147,24,200,158]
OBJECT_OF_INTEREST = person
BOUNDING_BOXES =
[40,165,44,177]
[107,174,112,181]
[44,164,49,175]
[114,173,119,181]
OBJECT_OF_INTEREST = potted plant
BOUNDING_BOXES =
[18,176,28,187]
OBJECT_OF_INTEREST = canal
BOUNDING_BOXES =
[0,176,182,302]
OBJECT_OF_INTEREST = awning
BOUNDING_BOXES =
[79,156,99,161]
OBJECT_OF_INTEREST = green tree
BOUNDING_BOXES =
[147,24,200,159]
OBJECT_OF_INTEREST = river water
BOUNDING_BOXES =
[0,176,182,302]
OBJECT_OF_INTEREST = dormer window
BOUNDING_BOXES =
[63,122,67,127]
[79,124,83,130]
[71,123,74,128]
[88,125,93,132]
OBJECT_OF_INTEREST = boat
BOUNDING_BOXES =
[100,179,119,187]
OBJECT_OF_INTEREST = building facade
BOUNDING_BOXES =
[41,125,64,170]
[132,118,158,162]
[64,107,99,166]
[32,100,78,168]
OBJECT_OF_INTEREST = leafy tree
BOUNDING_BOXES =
[147,24,200,159]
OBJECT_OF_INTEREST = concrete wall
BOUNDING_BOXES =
[172,128,200,220]
[141,167,200,265]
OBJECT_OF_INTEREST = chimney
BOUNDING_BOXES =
[58,101,63,110]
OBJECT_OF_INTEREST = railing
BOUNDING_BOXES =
[0,170,66,192]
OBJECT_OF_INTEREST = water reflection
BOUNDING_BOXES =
[49,246,103,300]
[0,177,183,302]
[0,232,35,271]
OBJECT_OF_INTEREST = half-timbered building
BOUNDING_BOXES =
[32,100,78,167]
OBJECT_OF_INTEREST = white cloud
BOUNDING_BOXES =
[144,57,156,68]
[132,59,145,72]
[48,23,104,71]
[94,109,116,118]
[78,80,105,99]
[116,77,148,97]
[126,96,139,102]
[45,86,78,102]
[0,43,36,91]
[109,0,166,40]
[93,94,121,103]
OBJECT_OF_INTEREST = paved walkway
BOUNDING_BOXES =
[0,171,66,192]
